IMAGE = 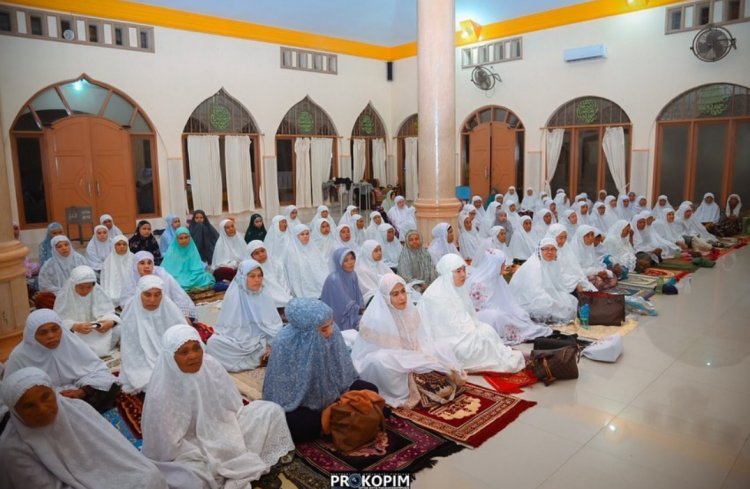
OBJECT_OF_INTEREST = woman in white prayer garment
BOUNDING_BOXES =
[246,240,293,308]
[284,224,329,298]
[532,208,554,242]
[508,238,578,324]
[570,225,618,290]
[38,235,89,295]
[458,209,482,262]
[310,205,336,229]
[351,273,464,408]
[206,259,283,372]
[101,235,135,307]
[142,325,294,489]
[545,224,597,292]
[427,222,459,265]
[693,192,722,224]
[508,215,537,261]
[211,218,247,277]
[418,253,525,373]
[387,196,417,241]
[310,217,338,265]
[377,223,402,268]
[364,211,383,240]
[85,224,112,272]
[263,215,292,263]
[355,240,394,304]
[467,249,552,345]
[473,225,511,266]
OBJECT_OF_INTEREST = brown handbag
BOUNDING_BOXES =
[321,390,386,452]
[530,346,581,386]
[577,291,626,326]
[411,371,464,408]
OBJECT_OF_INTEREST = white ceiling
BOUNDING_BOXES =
[132,0,590,46]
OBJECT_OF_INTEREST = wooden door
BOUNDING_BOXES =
[490,123,516,192]
[468,123,491,196]
[90,118,137,234]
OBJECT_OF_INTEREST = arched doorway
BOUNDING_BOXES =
[276,96,338,207]
[350,103,388,186]
[461,105,524,197]
[182,89,261,215]
[655,83,750,205]
[11,74,158,234]
[396,114,418,200]
[546,96,631,198]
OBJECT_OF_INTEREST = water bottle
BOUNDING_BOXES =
[579,304,590,329]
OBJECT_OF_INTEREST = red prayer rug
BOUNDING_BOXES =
[482,368,538,394]
[114,391,145,439]
[393,382,536,448]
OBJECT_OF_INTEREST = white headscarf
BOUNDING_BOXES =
[4,309,117,392]
[694,192,721,223]
[246,240,292,307]
[386,196,417,240]
[482,202,501,237]
[503,186,519,205]
[377,223,402,267]
[675,203,715,240]
[590,202,609,234]
[651,195,672,220]
[562,208,579,236]
[603,219,637,270]
[554,189,570,212]
[355,240,393,303]
[458,211,481,260]
[310,205,336,229]
[630,211,662,253]
[37,236,89,294]
[725,194,742,217]
[284,224,329,298]
[633,195,649,214]
[532,209,553,242]
[339,205,358,227]
[471,195,486,219]
[520,187,540,212]
[334,223,358,252]
[283,205,301,228]
[311,217,337,264]
[53,265,120,356]
[427,223,459,265]
[0,367,168,489]
[364,211,383,241]
[100,235,134,307]
[546,224,596,291]
[119,275,186,393]
[473,225,511,267]
[99,214,124,238]
[263,215,291,262]
[85,225,111,271]
[615,194,633,220]
[211,218,247,269]
[571,225,606,276]
[652,207,683,245]
[509,216,536,261]
[351,214,366,247]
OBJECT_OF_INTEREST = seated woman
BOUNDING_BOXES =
[616,194,633,220]
[397,230,438,292]
[338,205,359,227]
[99,213,124,238]
[158,214,181,255]
[283,204,302,228]
[509,239,578,324]
[352,273,464,408]
[311,217,337,265]
[509,215,536,262]
[119,275,187,393]
[467,249,552,344]
[38,222,65,267]
[714,193,743,237]
[188,209,219,265]
[532,209,554,242]
[365,211,383,240]
[0,367,182,489]
[675,203,716,248]
[264,215,291,262]
[630,212,665,272]
[546,224,597,292]
[387,196,417,241]
[652,208,688,251]
[129,220,162,265]
[321,248,364,331]
[4,309,120,413]
[263,298,377,443]
[694,192,721,226]
[53,265,120,357]
[211,218,246,281]
[284,224,329,298]
[161,227,216,292]
[206,259,284,372]
[351,214,366,247]
[310,205,336,230]
[85,224,111,273]
[651,195,672,220]
[246,241,292,308]
[37,236,89,307]
[355,240,393,304]
[473,225,512,268]
[142,325,294,487]
[101,235,135,308]
[602,220,637,278]
[418,254,525,373]
[334,223,358,253]
[458,209,481,262]
[377,223,402,268]
[427,223,459,265]
[244,213,267,243]
[571,225,618,290]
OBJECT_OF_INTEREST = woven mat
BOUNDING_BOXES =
[229,367,266,401]
[618,273,660,289]
[554,318,638,340]
[657,257,700,272]
[189,289,225,305]
[643,268,690,282]
[608,285,655,299]
[393,382,536,448]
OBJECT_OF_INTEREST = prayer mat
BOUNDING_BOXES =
[229,367,266,401]
[189,288,225,305]
[656,257,699,272]
[607,285,655,300]
[288,416,464,489]
[114,391,145,439]
[482,368,538,394]
[618,273,660,290]
[101,348,122,373]
[103,407,142,450]
[192,321,215,343]
[555,318,638,341]
[392,382,536,448]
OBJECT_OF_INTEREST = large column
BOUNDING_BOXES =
[413,0,461,243]
[0,100,30,361]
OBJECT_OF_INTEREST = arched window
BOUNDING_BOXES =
[546,96,631,198]
[276,96,338,206]
[394,114,418,198]
[397,114,418,138]
[182,89,261,213]
[655,83,750,206]
[461,105,524,197]
[350,103,387,186]
[11,74,158,229]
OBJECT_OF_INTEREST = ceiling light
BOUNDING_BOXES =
[460,19,481,43]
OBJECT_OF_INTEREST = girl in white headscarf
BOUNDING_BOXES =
[211,218,247,279]
[481,202,501,237]
[377,223,402,268]
[471,195,486,219]
[532,208,554,242]
[351,214,366,247]
[142,325,294,488]
[675,203,716,243]
[99,213,124,239]
[694,192,721,224]
[590,202,610,234]
[652,208,688,251]
[630,211,667,263]
[554,189,570,213]
[338,205,359,227]
[427,223,459,265]
[206,260,283,372]
[53,265,120,357]
[311,217,337,265]
[284,224,329,298]
[509,216,537,261]
[310,205,336,229]
[4,309,120,413]
[473,225,511,266]
[247,240,292,307]
[571,225,618,290]
[0,367,185,489]
[334,223,358,253]
[467,249,552,344]
[263,215,291,262]
[633,195,649,214]
[562,208,579,237]
[85,224,111,272]
[575,201,591,225]
[546,224,597,292]
[418,254,525,373]
[364,211,384,240]
[615,194,633,220]
[387,196,417,241]
[503,186,519,205]
[458,210,482,261]
[101,234,135,307]
[38,235,89,295]
[509,239,578,324]
[651,195,671,220]
[355,240,393,304]
[520,187,540,212]
[603,220,637,272]
[351,273,464,407]
[283,205,301,229]
[119,275,186,393]
[503,201,522,233]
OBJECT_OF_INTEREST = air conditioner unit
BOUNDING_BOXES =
[563,44,607,62]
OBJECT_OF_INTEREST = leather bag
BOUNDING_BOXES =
[577,291,626,326]
[533,332,591,350]
[411,371,463,408]
[530,346,581,386]
[321,390,386,452]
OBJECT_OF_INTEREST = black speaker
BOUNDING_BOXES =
[386,61,393,81]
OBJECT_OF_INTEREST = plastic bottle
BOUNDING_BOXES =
[579,304,590,329]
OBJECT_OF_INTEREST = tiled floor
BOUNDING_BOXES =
[410,246,750,489]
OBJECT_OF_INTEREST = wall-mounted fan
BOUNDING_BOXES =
[690,25,736,62]
[471,66,502,91]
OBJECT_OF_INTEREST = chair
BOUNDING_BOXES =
[65,206,94,244]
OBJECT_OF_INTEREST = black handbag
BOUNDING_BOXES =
[533,332,591,350]
[578,291,626,326]
[530,346,581,386]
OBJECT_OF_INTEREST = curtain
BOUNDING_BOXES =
[310,138,332,207]
[371,138,387,187]
[294,138,312,208]
[352,139,366,183]
[187,135,222,215]
[339,154,352,179]
[262,156,280,217]
[224,135,254,213]
[405,137,418,201]
[544,128,565,195]
[386,154,397,186]
[167,157,189,216]
[602,126,627,195]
